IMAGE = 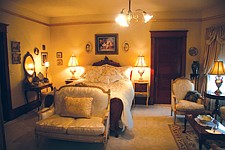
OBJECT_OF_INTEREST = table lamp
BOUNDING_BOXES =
[209,60,225,94]
[44,61,49,78]
[135,54,147,80]
[68,54,78,80]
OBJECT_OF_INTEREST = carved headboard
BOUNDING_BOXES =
[92,56,121,67]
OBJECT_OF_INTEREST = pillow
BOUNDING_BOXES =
[80,66,103,82]
[99,68,122,83]
[184,91,201,102]
[60,97,93,118]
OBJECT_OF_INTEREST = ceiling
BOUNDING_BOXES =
[4,0,225,18]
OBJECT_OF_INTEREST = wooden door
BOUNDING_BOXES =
[150,31,187,104]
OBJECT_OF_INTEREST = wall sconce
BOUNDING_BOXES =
[135,54,147,80]
[209,60,225,94]
[44,62,49,78]
[68,54,78,80]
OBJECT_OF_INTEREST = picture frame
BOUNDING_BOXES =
[41,52,48,66]
[11,41,20,52]
[57,59,63,65]
[56,52,62,58]
[95,33,118,55]
[11,53,21,64]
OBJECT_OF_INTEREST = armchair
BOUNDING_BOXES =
[171,77,205,123]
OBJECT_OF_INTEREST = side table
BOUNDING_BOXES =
[133,80,149,107]
[204,91,225,119]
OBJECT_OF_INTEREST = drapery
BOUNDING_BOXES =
[199,25,225,96]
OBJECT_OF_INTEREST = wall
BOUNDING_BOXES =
[0,7,50,109]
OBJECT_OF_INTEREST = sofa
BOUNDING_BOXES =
[35,83,111,144]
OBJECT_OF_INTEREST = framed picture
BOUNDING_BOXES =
[11,41,20,52]
[11,53,21,64]
[56,52,62,58]
[95,33,118,55]
[57,59,63,65]
[41,52,48,66]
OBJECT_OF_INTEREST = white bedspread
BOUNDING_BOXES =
[79,79,134,130]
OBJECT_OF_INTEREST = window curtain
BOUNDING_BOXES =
[199,25,225,95]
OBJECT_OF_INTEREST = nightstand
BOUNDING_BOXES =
[133,80,149,107]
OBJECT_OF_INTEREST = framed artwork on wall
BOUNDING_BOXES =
[95,33,118,55]
[11,41,20,52]
[41,52,48,66]
[57,59,63,65]
[11,53,21,64]
[56,52,62,58]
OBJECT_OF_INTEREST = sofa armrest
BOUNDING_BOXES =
[38,107,55,120]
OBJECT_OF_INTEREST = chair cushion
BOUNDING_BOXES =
[67,117,105,136]
[184,91,201,102]
[36,114,74,134]
[60,97,93,118]
[176,100,204,112]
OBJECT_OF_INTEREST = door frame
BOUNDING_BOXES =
[150,30,187,104]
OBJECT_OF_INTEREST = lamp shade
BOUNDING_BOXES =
[44,62,49,67]
[68,55,78,67]
[135,55,146,67]
[209,61,225,75]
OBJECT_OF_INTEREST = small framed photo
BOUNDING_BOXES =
[11,41,20,52]
[56,52,62,58]
[41,52,48,66]
[57,59,63,65]
[95,33,118,55]
[11,53,21,64]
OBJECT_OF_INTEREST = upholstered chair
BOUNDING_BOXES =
[220,106,225,123]
[171,77,205,123]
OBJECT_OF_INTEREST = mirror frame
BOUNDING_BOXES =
[23,51,35,77]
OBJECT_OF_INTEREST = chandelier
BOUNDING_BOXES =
[115,0,153,27]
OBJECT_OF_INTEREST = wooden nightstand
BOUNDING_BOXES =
[133,80,149,107]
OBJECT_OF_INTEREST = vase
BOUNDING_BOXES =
[191,61,200,74]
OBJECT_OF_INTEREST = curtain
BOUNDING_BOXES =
[199,25,225,96]
[198,25,225,110]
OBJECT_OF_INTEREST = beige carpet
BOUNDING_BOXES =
[4,105,179,150]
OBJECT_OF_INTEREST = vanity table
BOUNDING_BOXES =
[23,52,53,110]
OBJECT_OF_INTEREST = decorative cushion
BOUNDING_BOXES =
[67,117,105,136]
[184,91,201,102]
[102,65,132,80]
[60,97,93,118]
[99,69,122,83]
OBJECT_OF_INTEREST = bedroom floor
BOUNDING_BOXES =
[4,104,180,150]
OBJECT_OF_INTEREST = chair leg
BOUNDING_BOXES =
[174,112,176,124]
[171,109,173,116]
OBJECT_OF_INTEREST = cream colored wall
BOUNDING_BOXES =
[0,12,50,109]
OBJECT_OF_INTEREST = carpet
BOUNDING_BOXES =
[169,124,225,150]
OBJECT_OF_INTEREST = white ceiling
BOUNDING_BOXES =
[5,0,225,18]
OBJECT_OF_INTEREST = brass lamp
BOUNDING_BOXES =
[68,54,78,80]
[209,60,225,94]
[135,55,147,80]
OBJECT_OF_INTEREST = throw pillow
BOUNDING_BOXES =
[60,97,93,118]
[184,91,201,102]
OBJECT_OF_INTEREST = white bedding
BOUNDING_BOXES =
[81,79,134,130]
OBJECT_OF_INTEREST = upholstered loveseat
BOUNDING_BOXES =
[35,83,111,144]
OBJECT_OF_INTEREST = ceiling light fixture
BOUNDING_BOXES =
[115,0,153,27]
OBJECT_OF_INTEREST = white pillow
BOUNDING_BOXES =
[80,66,103,82]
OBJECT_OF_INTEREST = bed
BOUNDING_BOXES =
[76,56,134,134]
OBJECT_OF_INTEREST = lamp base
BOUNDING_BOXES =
[214,89,222,95]
[70,75,77,80]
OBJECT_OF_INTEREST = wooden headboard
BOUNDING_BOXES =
[92,56,121,67]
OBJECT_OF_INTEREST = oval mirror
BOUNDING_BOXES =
[23,51,35,77]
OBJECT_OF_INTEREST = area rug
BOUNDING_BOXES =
[168,124,225,150]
